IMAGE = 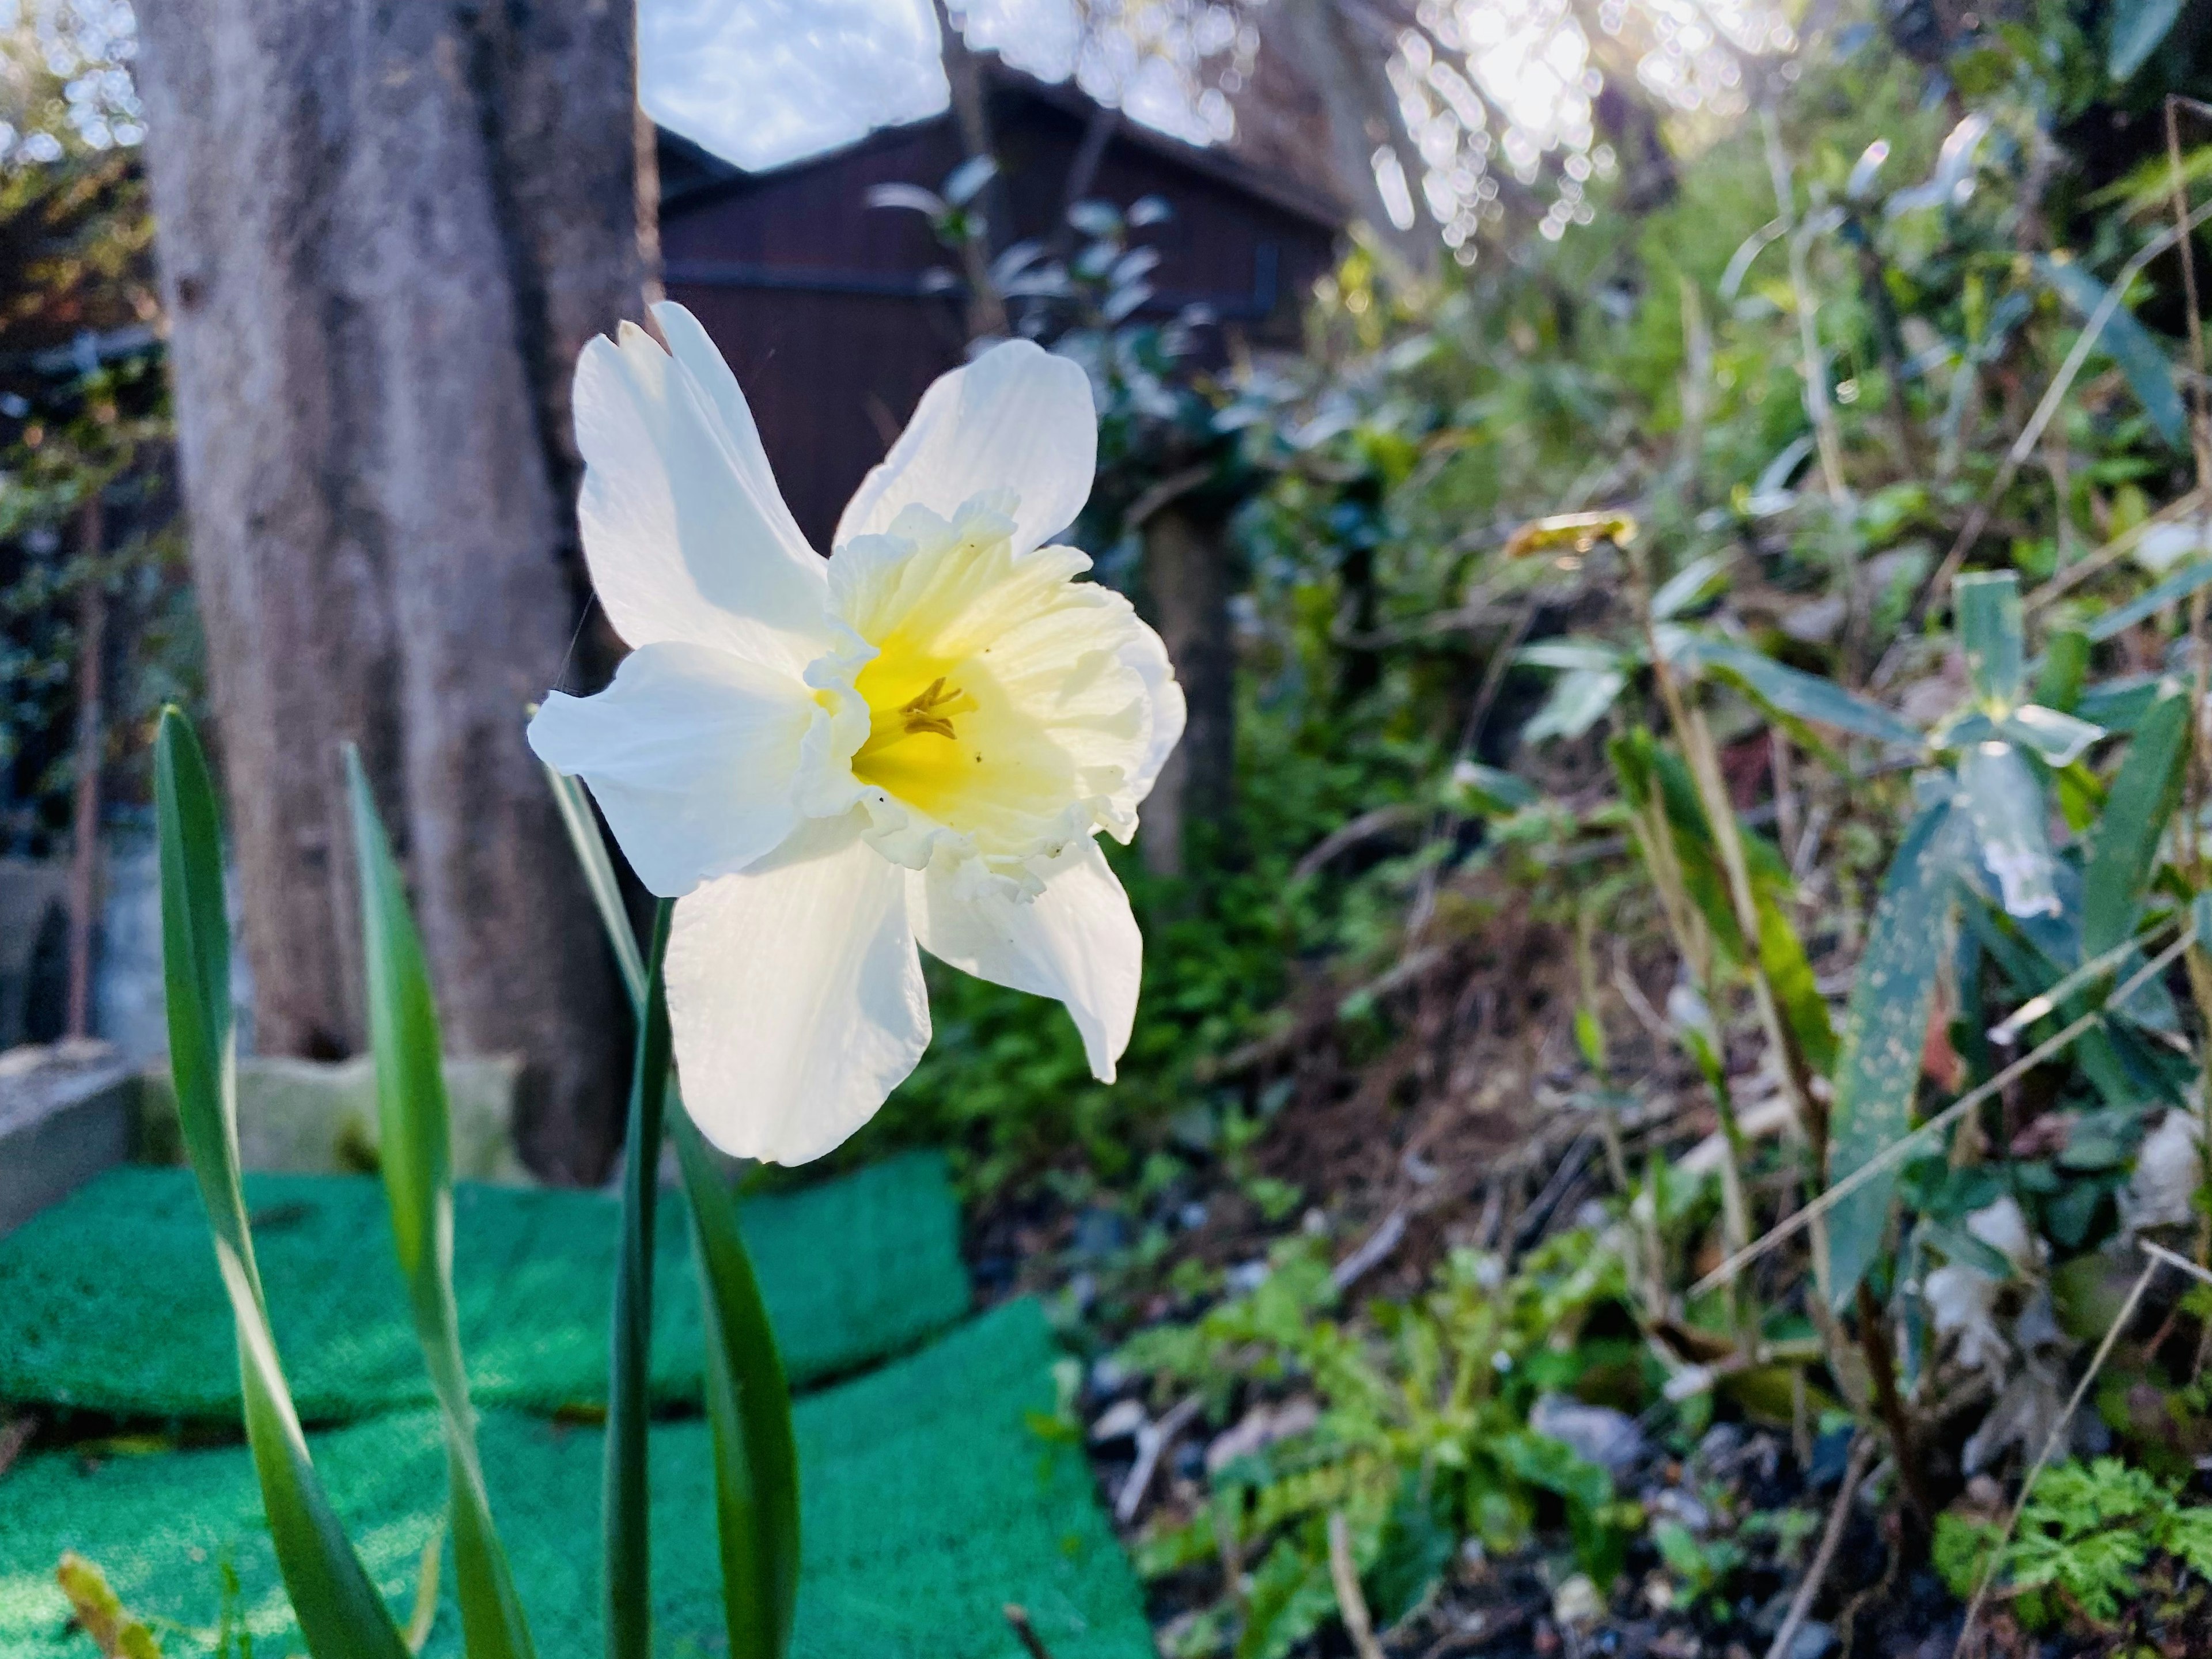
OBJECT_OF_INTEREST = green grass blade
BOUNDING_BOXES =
[606,902,675,1659]
[675,1105,802,1659]
[2080,683,2189,961]
[345,749,537,1659]
[154,708,411,1659]
[1826,798,1961,1306]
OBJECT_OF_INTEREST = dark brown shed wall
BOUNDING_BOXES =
[660,91,1338,551]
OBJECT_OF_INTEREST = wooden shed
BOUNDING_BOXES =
[656,66,1344,550]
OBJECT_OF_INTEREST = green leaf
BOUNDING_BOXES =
[1960,741,2062,919]
[1523,666,1627,744]
[2035,629,2089,713]
[1669,635,1923,747]
[1650,553,1730,621]
[2080,683,2188,960]
[2075,674,2166,731]
[346,751,536,1659]
[2084,559,2212,643]
[1446,758,1537,817]
[2110,0,2184,79]
[1516,638,1628,672]
[676,1109,801,1659]
[606,905,675,1659]
[1996,705,2104,766]
[1758,894,1838,1075]
[154,709,411,1659]
[2039,256,2187,446]
[1956,571,2025,707]
[1827,800,1961,1306]
[540,761,647,1002]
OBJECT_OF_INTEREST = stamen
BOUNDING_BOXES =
[896,677,976,741]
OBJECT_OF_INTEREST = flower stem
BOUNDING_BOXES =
[605,900,676,1659]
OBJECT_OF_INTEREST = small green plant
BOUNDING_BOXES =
[1122,1230,1641,1658]
[1936,1459,2212,1631]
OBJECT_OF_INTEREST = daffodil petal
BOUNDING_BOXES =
[907,837,1139,1083]
[528,641,812,899]
[1118,609,1185,812]
[575,320,828,675]
[650,301,812,559]
[668,813,931,1164]
[835,339,1096,556]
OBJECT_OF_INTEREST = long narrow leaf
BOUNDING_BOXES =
[607,903,675,1659]
[1956,571,2025,706]
[1827,798,1962,1306]
[2080,683,2189,960]
[154,709,411,1659]
[543,760,802,1659]
[675,1107,801,1659]
[1668,634,1923,747]
[346,750,536,1659]
[1960,741,2062,919]
[2084,558,2212,643]
[2038,255,2187,446]
[540,757,647,1001]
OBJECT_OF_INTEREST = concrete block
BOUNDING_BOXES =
[138,1053,531,1184]
[0,1040,139,1236]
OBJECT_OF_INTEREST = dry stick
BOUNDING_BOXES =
[1002,1605,1058,1659]
[1952,1252,2165,1659]
[1985,922,2181,1043]
[1924,196,2212,607]
[1763,1434,1876,1659]
[1692,929,2196,1299]
[1857,1279,1933,1525]
[2022,484,2207,612]
[1116,1393,1203,1524]
[1328,1512,1388,1659]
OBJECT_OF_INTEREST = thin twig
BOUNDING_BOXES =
[1764,1434,1874,1659]
[1328,1511,1388,1659]
[1003,1605,1058,1659]
[1333,1207,1410,1292]
[1116,1394,1203,1523]
[2023,485,2207,612]
[1923,196,2212,607]
[1692,929,2195,1298]
[1953,1251,2165,1658]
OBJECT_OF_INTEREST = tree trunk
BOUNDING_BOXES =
[135,0,642,1181]
[1142,505,1236,877]
[64,494,104,1040]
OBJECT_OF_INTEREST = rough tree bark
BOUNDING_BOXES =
[1142,503,1237,878]
[135,0,643,1181]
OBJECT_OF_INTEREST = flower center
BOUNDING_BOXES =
[855,675,979,757]
[821,498,1157,880]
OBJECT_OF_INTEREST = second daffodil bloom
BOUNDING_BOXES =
[529,303,1184,1164]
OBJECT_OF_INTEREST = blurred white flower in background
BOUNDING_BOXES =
[530,305,1183,1164]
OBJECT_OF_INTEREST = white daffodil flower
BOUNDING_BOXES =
[529,303,1184,1164]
